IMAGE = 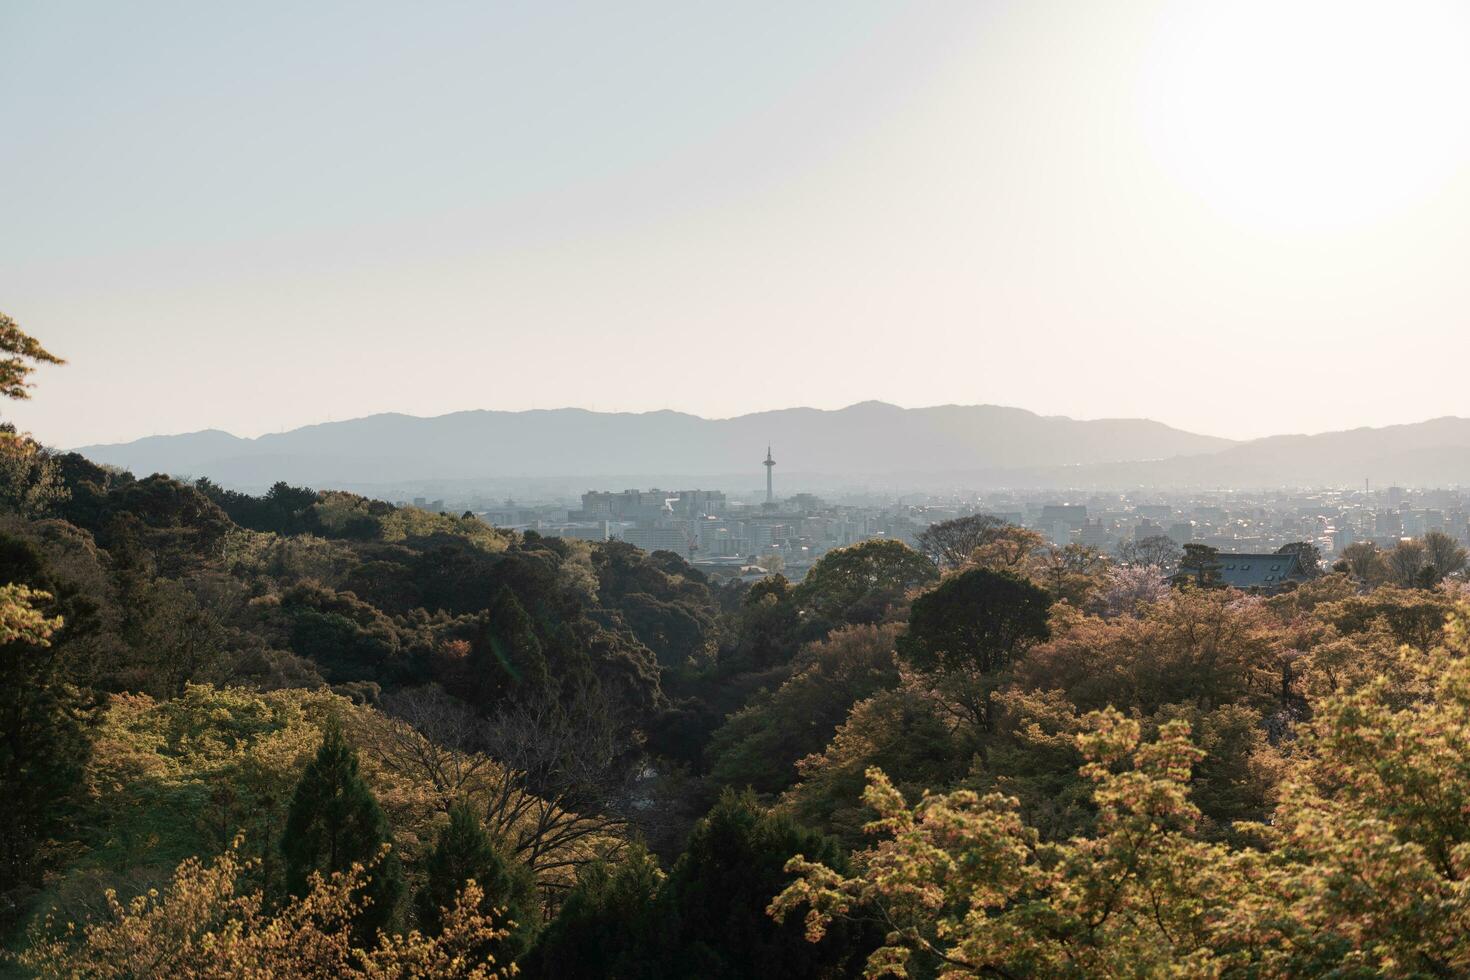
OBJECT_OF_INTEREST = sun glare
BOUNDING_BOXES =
[1138,0,1470,231]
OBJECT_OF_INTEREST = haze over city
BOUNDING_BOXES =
[9,0,1470,448]
[15,2,1470,978]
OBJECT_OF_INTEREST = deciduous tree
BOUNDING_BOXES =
[1423,530,1468,582]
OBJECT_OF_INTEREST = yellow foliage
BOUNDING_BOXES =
[0,582,61,645]
[772,604,1470,977]
[18,840,517,978]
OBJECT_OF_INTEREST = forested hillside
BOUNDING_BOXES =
[5,313,1470,977]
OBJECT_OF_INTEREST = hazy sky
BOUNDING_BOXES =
[7,0,1470,448]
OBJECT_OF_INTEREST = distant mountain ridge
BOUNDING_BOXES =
[77,405,1470,490]
[74,402,1234,489]
[1068,416,1470,488]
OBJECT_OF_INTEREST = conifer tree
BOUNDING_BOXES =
[416,801,539,961]
[0,312,62,407]
[469,587,550,705]
[0,583,89,905]
[282,719,404,942]
[0,317,82,907]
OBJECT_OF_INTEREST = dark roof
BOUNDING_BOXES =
[1212,552,1307,591]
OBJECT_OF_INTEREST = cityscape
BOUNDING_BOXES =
[11,2,1470,975]
[412,450,1465,586]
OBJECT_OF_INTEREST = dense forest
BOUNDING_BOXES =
[4,313,1470,977]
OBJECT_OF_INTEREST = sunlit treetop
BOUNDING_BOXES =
[0,311,63,402]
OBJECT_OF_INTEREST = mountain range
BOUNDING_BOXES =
[71,403,1470,491]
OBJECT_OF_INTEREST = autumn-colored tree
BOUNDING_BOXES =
[0,429,69,517]
[773,605,1470,978]
[19,840,516,978]
[1030,542,1110,606]
[0,582,61,644]
[1019,588,1284,716]
[1317,586,1453,653]
[770,711,1233,977]
[970,524,1046,573]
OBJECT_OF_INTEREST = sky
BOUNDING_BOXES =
[6,0,1470,448]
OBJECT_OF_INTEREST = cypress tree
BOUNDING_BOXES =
[282,719,404,942]
[658,790,877,978]
[520,843,663,980]
[0,581,93,907]
[416,801,539,961]
[470,587,550,705]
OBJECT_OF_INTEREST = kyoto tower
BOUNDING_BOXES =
[763,446,776,504]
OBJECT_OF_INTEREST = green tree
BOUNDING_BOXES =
[1175,542,1223,587]
[706,623,901,795]
[794,539,936,622]
[0,584,93,912]
[774,609,1470,977]
[659,790,874,978]
[0,428,69,517]
[0,312,63,408]
[1276,541,1323,578]
[282,720,404,942]
[461,587,550,706]
[0,317,94,918]
[417,802,538,961]
[724,575,806,674]
[783,685,975,849]
[520,844,664,980]
[897,568,1052,730]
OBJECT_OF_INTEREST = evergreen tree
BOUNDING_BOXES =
[897,567,1053,678]
[468,587,550,705]
[281,719,404,942]
[521,843,664,980]
[0,312,63,411]
[0,583,92,913]
[658,790,876,979]
[1176,542,1224,588]
[416,801,539,961]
